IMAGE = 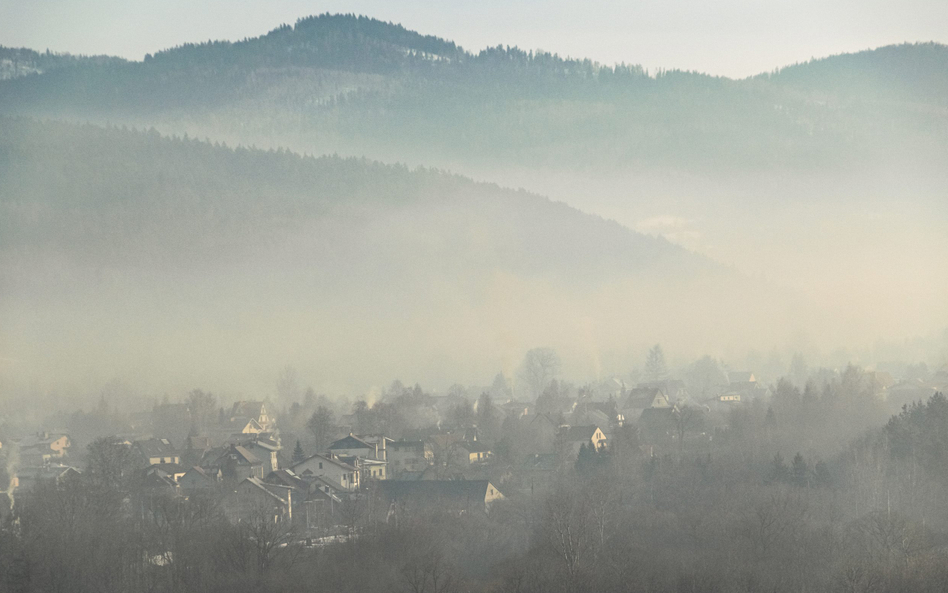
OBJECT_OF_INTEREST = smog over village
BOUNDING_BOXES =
[0,1,946,591]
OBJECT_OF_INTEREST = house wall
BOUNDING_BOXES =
[292,456,359,491]
[388,443,429,477]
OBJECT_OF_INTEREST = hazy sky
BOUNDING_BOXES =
[2,0,946,78]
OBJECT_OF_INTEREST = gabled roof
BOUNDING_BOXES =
[291,453,357,473]
[239,438,280,452]
[526,412,559,427]
[217,444,262,466]
[224,417,263,433]
[622,387,666,409]
[182,466,217,483]
[231,401,266,418]
[727,372,756,384]
[265,469,305,490]
[142,471,178,491]
[17,432,70,449]
[240,477,290,505]
[329,434,373,450]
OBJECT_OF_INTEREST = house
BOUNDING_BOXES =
[570,401,620,428]
[181,435,214,467]
[142,469,179,496]
[145,462,187,482]
[13,464,80,494]
[265,468,307,491]
[290,453,360,491]
[359,435,394,461]
[179,466,220,493]
[235,437,280,475]
[213,444,264,482]
[329,434,379,460]
[16,432,70,463]
[621,388,671,416]
[228,477,292,523]
[133,438,180,466]
[377,480,504,514]
[458,441,492,464]
[223,417,264,438]
[638,407,677,442]
[387,440,431,478]
[727,372,756,385]
[230,401,273,431]
[557,425,607,460]
[360,458,388,480]
[500,401,531,421]
[637,380,689,401]
[520,413,561,455]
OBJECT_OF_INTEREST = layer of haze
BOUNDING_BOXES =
[1,11,947,401]
[1,0,946,78]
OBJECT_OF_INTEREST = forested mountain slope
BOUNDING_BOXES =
[0,118,803,393]
[1,15,945,173]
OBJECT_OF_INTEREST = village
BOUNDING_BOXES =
[4,351,944,542]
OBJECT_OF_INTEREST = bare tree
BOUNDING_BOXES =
[401,545,460,593]
[307,405,336,453]
[519,348,560,399]
[276,364,301,404]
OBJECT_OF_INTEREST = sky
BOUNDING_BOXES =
[2,0,947,78]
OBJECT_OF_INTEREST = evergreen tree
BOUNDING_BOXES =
[307,406,336,453]
[645,344,668,382]
[292,439,306,464]
[771,452,789,483]
[791,452,809,487]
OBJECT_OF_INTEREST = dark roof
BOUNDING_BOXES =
[238,438,280,452]
[639,407,676,426]
[376,480,497,505]
[265,469,306,490]
[135,438,177,457]
[231,401,266,417]
[329,434,373,450]
[240,477,290,504]
[182,466,216,482]
[291,453,357,472]
[216,444,262,466]
[224,417,262,432]
[558,425,601,442]
[142,471,177,491]
[460,441,491,453]
[622,387,665,408]
[147,462,187,475]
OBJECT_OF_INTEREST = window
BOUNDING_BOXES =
[318,462,323,470]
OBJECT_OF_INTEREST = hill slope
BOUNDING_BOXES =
[0,118,803,394]
[1,15,946,174]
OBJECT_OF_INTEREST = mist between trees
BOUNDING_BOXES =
[2,348,948,593]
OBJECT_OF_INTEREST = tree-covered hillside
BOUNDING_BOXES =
[2,15,945,172]
[0,118,803,392]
